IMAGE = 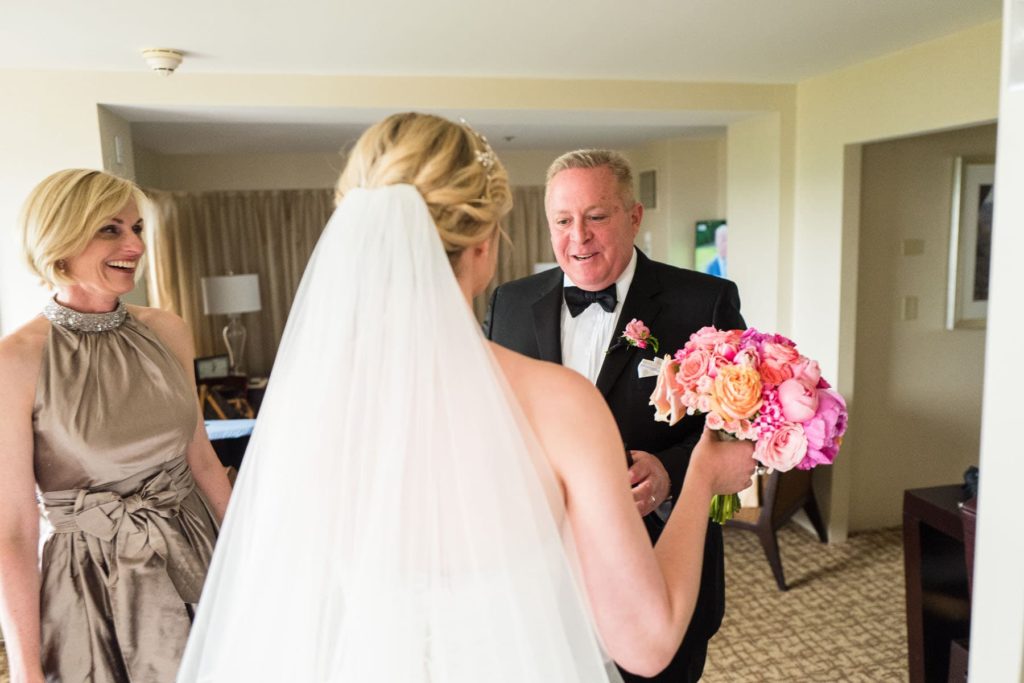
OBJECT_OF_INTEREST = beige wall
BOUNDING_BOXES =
[727,114,782,332]
[498,149,557,187]
[851,124,995,531]
[793,20,1002,539]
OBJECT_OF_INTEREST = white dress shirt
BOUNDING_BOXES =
[561,250,638,384]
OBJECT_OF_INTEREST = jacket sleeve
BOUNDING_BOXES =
[482,286,500,340]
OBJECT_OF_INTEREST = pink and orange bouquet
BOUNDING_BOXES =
[650,327,847,523]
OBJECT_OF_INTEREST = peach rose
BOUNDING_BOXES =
[754,423,808,471]
[777,378,819,423]
[711,364,763,421]
[650,358,687,426]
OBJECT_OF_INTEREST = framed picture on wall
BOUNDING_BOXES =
[695,220,727,278]
[946,157,995,330]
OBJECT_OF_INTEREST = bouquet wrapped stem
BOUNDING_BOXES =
[710,430,742,524]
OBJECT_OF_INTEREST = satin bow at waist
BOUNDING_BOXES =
[40,455,207,603]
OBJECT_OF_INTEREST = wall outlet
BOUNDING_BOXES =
[902,296,919,321]
[902,239,925,256]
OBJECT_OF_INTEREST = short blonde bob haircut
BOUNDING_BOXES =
[336,113,512,266]
[20,169,148,288]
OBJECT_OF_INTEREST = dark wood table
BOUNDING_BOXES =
[903,485,972,682]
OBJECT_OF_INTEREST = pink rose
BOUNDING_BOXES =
[754,423,808,471]
[677,348,713,390]
[777,379,819,422]
[688,326,738,350]
[624,319,649,342]
[791,358,822,389]
[797,389,847,469]
[623,318,659,353]
[734,347,760,369]
[706,412,725,430]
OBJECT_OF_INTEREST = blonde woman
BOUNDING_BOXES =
[0,170,231,683]
[179,113,754,682]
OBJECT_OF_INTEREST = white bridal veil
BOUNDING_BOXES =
[179,185,621,682]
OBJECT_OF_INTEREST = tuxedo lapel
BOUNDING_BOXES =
[531,270,564,363]
[596,252,663,397]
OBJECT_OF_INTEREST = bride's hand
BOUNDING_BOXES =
[690,427,756,496]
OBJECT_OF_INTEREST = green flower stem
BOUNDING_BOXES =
[708,429,742,524]
[710,493,741,524]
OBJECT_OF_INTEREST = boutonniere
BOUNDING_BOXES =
[617,319,666,378]
[622,319,659,353]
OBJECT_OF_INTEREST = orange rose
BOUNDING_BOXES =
[711,364,763,421]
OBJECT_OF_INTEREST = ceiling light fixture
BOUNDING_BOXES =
[141,48,183,76]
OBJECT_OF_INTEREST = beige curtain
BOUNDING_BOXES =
[146,189,335,376]
[146,186,548,374]
[473,186,553,320]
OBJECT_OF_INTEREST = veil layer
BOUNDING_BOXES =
[178,185,620,681]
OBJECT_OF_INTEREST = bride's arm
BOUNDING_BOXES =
[535,369,753,677]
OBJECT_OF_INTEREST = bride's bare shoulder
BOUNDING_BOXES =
[487,342,607,416]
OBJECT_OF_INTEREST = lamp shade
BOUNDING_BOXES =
[201,274,262,315]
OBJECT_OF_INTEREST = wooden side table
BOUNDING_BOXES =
[903,485,972,682]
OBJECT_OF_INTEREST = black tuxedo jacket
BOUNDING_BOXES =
[484,249,744,683]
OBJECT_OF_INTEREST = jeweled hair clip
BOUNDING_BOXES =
[460,118,497,173]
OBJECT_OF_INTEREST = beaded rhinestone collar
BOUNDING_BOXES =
[43,298,127,333]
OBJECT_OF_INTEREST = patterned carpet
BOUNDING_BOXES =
[0,526,905,682]
[705,524,907,682]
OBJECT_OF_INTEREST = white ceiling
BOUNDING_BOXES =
[0,0,1001,81]
[5,0,1002,155]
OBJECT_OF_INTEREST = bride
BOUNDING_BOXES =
[178,113,755,682]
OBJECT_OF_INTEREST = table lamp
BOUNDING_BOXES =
[201,273,262,375]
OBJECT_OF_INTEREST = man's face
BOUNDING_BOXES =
[545,166,642,291]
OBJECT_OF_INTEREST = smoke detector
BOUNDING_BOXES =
[141,48,183,76]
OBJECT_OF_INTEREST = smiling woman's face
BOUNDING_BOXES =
[62,201,145,299]
[545,166,642,291]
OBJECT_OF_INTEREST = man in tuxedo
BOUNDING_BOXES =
[484,149,744,683]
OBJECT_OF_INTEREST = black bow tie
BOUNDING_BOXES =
[564,284,617,317]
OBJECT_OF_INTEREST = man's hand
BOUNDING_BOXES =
[629,450,671,516]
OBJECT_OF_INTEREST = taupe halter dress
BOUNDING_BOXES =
[34,300,218,683]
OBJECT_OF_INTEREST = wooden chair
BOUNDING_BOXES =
[197,376,254,420]
[725,468,828,591]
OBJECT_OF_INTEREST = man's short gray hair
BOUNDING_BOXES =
[545,149,636,207]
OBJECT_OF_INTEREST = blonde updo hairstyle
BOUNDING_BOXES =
[20,169,148,288]
[335,113,512,270]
